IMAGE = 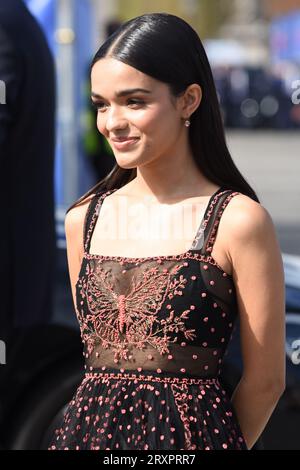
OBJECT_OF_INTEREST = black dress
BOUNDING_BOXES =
[49,186,248,450]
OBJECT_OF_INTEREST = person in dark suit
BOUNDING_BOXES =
[0,0,56,355]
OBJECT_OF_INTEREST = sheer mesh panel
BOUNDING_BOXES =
[74,187,241,379]
[85,343,222,378]
[200,263,237,314]
[76,256,235,378]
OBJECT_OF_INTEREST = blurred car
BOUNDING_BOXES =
[213,65,300,130]
[0,248,299,450]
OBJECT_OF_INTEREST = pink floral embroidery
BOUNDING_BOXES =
[77,262,197,362]
[205,191,240,253]
[171,382,193,449]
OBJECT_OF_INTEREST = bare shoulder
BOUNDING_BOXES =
[65,194,96,231]
[221,192,276,258]
[226,192,273,235]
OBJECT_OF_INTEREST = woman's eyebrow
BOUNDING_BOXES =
[91,88,152,99]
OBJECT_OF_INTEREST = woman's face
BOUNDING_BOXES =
[90,57,185,169]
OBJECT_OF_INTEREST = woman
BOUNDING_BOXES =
[49,12,285,450]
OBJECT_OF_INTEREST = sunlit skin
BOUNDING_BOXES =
[90,57,215,202]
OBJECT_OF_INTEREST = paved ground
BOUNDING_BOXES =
[226,129,300,255]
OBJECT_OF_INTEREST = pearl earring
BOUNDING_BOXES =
[184,118,190,127]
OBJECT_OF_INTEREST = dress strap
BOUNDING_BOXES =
[199,189,241,256]
[189,186,228,251]
[83,188,118,254]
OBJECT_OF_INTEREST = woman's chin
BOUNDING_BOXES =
[115,154,144,169]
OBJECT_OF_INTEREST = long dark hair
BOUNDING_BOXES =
[67,12,259,213]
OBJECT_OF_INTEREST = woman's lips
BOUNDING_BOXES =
[111,137,140,150]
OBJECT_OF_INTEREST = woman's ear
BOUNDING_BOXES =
[181,84,202,117]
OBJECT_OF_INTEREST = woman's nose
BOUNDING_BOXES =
[105,106,128,132]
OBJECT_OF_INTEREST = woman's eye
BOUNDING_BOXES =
[92,102,106,110]
[127,99,145,107]
[92,99,145,111]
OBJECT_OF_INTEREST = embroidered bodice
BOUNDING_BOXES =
[49,186,248,451]
[75,186,240,379]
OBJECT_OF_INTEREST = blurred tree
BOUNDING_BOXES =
[196,0,235,38]
[116,0,234,39]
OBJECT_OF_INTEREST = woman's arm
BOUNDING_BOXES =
[225,194,286,450]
